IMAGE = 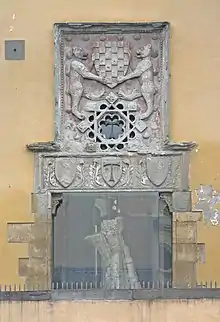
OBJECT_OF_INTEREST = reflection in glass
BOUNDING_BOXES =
[52,192,172,289]
[85,216,140,289]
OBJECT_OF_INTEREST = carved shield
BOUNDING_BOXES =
[92,41,130,87]
[101,157,122,187]
[146,156,171,187]
[55,158,77,188]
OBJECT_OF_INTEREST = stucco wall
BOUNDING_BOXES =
[0,300,220,322]
[0,0,220,284]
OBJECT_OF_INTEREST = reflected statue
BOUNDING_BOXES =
[85,216,140,289]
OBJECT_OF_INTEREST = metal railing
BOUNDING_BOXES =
[0,281,220,301]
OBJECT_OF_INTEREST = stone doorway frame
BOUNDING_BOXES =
[7,22,204,290]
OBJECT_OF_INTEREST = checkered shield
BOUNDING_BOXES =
[92,41,130,87]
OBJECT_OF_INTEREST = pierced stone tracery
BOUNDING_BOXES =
[86,101,137,151]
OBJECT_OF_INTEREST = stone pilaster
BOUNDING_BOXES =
[173,211,205,287]
[7,193,51,290]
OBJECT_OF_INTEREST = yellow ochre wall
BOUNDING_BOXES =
[0,0,220,285]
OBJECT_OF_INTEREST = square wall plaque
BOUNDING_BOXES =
[5,40,25,60]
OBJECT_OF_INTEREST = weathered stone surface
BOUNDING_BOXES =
[31,193,49,218]
[29,242,49,259]
[22,23,198,289]
[173,243,205,264]
[173,244,197,262]
[31,193,38,214]
[19,257,48,279]
[175,222,197,243]
[196,243,206,264]
[29,23,195,195]
[172,221,177,241]
[174,211,203,222]
[18,258,29,277]
[172,210,205,287]
[28,215,52,288]
[7,223,34,243]
[173,261,196,287]
[8,211,52,289]
[27,141,61,152]
[26,258,48,276]
[172,192,192,212]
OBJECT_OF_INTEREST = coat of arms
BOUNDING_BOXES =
[146,155,171,187]
[101,157,123,187]
[55,157,77,188]
[92,41,130,88]
[65,38,158,123]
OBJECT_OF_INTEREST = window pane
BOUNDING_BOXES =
[53,192,172,289]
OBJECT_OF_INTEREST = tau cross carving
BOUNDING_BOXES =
[108,162,121,183]
[101,158,123,187]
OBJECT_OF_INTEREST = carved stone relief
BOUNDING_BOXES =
[45,157,85,189]
[38,153,185,191]
[27,23,196,197]
[62,35,161,154]
[45,23,171,155]
[23,23,199,289]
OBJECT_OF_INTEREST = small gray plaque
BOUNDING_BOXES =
[172,191,192,212]
[5,40,25,60]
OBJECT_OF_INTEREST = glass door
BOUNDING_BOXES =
[52,192,172,289]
